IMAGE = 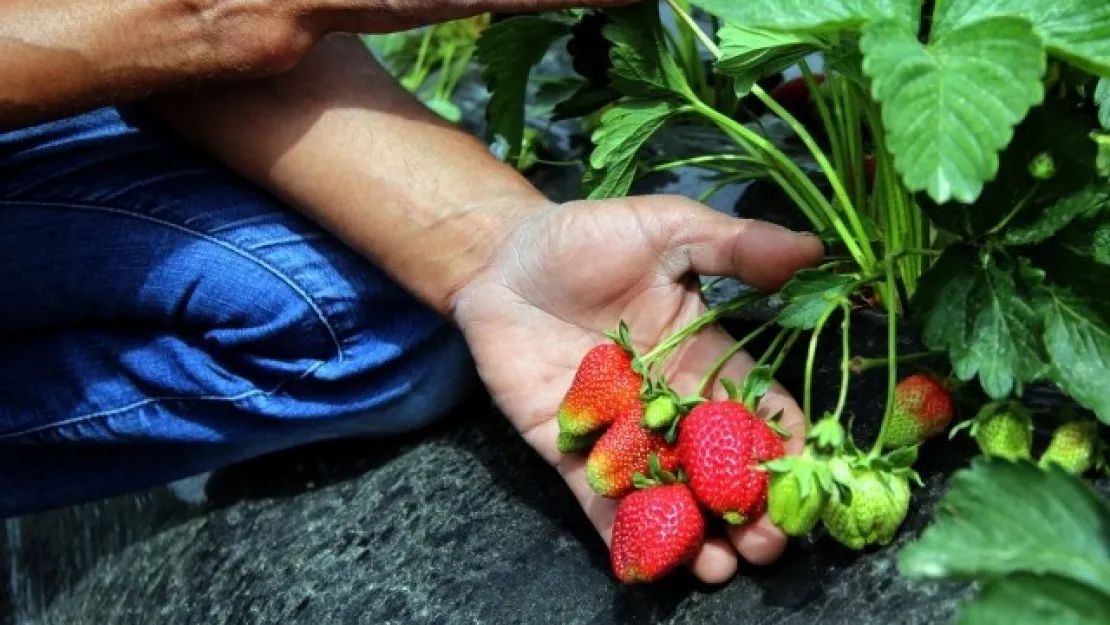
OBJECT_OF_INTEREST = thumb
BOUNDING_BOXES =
[635,194,826,290]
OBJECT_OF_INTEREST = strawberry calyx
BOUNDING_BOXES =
[631,451,688,490]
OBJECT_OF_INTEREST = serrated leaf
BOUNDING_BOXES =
[912,246,1048,399]
[922,99,1102,239]
[715,24,823,95]
[862,17,1046,205]
[585,99,684,199]
[1097,79,1110,130]
[959,573,1110,625]
[1055,210,1110,264]
[1029,247,1110,423]
[476,16,571,167]
[603,2,692,99]
[776,269,857,329]
[689,0,919,33]
[1003,181,1110,246]
[898,459,1110,595]
[932,0,1110,75]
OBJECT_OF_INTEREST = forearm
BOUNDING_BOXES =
[149,33,549,316]
[0,0,308,131]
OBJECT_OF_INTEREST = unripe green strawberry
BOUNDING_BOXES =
[610,483,706,584]
[677,400,786,524]
[975,409,1033,461]
[587,403,680,498]
[767,466,828,536]
[557,340,643,452]
[881,374,954,449]
[1039,420,1099,475]
[821,467,911,550]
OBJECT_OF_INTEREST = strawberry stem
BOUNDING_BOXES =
[638,290,766,368]
[831,302,852,422]
[870,254,901,458]
[694,313,782,397]
[803,306,838,430]
[850,351,944,374]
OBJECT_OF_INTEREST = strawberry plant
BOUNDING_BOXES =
[478,0,1110,619]
[364,16,493,123]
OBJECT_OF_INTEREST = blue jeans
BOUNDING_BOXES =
[0,108,478,518]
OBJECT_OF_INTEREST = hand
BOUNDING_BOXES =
[452,195,824,583]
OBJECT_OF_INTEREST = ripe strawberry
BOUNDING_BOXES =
[587,403,680,498]
[556,341,643,453]
[821,466,911,550]
[881,374,954,449]
[610,484,705,584]
[974,408,1033,461]
[768,73,825,116]
[677,400,786,524]
[1039,420,1099,475]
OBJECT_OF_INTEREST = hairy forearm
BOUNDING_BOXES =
[149,33,549,316]
[0,0,308,131]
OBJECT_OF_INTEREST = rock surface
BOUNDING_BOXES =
[2,384,974,625]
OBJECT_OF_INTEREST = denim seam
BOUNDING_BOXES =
[0,198,346,361]
[0,361,327,440]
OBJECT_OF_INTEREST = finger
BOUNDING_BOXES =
[632,195,824,290]
[688,537,738,584]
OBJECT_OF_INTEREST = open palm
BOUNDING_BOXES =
[452,194,823,583]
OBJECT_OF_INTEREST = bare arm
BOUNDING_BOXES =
[0,0,312,131]
[148,33,550,316]
[0,0,627,132]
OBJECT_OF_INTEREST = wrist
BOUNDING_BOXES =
[434,192,555,320]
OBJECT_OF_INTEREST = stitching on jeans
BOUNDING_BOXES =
[0,361,328,440]
[0,199,346,361]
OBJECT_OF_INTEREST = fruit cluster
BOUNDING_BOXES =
[559,322,1106,585]
[556,324,791,583]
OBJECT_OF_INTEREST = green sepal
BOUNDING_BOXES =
[807,414,848,453]
[720,377,742,402]
[604,320,634,353]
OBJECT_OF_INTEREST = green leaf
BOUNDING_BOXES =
[586,99,685,199]
[476,16,571,167]
[921,98,1102,239]
[898,459,1110,596]
[1029,247,1110,423]
[912,246,1048,399]
[689,0,919,33]
[932,0,1110,75]
[715,24,822,95]
[603,3,692,99]
[776,269,857,329]
[1055,210,1110,264]
[1003,181,1110,246]
[959,574,1110,625]
[862,17,1046,205]
[1097,79,1110,130]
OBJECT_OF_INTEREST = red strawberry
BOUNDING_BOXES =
[677,400,786,524]
[881,374,954,449]
[610,483,705,584]
[586,403,680,498]
[557,341,643,453]
[769,73,825,116]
